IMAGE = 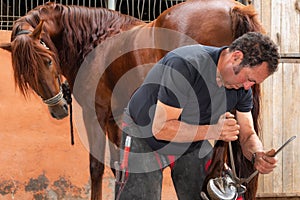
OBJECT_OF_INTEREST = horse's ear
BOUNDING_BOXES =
[46,1,55,6]
[0,43,12,52]
[31,20,44,39]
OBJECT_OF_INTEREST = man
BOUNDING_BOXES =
[115,32,279,200]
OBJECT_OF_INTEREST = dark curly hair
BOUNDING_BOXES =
[228,32,279,74]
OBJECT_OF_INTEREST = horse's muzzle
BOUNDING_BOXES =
[48,98,69,119]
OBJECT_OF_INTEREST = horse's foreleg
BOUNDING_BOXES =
[88,128,107,200]
[82,109,108,200]
[90,153,105,200]
[88,124,107,200]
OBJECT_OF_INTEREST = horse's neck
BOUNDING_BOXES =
[52,7,144,89]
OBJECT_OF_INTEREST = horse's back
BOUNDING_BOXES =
[153,0,241,46]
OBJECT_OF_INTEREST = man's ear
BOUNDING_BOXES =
[0,42,12,52]
[232,50,243,64]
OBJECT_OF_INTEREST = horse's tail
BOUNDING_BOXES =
[202,43,262,200]
[230,5,263,199]
[203,140,258,200]
[231,140,259,200]
[230,4,266,38]
[202,5,265,199]
[202,141,228,195]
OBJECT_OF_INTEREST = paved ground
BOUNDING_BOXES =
[0,31,176,200]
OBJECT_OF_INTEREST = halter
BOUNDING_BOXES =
[16,30,32,36]
[42,76,65,107]
[43,89,64,106]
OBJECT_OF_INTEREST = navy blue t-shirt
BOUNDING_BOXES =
[127,45,253,155]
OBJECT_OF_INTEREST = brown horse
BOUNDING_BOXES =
[0,0,264,199]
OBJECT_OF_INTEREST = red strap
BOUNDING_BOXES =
[154,152,163,170]
[153,153,176,170]
[167,155,176,169]
[205,159,212,172]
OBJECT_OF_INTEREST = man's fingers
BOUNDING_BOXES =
[222,135,239,142]
[254,151,278,174]
[225,112,235,119]
[225,118,238,126]
[266,148,276,156]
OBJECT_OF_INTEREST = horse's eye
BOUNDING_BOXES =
[47,60,53,67]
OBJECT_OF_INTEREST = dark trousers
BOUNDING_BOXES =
[115,115,212,200]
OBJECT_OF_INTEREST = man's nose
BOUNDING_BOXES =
[243,81,255,90]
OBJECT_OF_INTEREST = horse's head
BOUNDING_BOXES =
[0,20,69,120]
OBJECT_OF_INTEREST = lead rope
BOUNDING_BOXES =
[62,81,74,145]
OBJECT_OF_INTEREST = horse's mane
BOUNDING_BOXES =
[11,3,145,89]
[54,4,144,74]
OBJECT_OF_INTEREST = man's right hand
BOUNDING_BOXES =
[217,112,240,142]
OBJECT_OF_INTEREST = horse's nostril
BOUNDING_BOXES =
[51,112,56,118]
[63,104,68,112]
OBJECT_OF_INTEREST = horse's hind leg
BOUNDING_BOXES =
[107,117,122,175]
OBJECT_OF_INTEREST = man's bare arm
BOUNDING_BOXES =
[152,100,240,142]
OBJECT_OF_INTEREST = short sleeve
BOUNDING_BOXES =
[236,89,253,112]
[158,55,197,108]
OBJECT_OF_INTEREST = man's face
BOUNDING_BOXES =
[221,61,270,90]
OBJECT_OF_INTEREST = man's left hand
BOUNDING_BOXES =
[253,149,278,174]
